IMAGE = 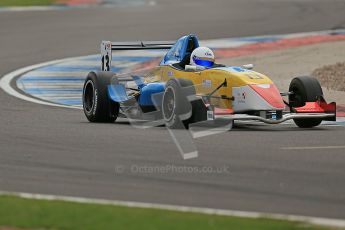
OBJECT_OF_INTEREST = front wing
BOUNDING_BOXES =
[213,113,335,124]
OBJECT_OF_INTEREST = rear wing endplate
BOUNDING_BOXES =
[101,41,174,71]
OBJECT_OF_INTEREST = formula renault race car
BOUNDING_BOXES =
[82,34,336,129]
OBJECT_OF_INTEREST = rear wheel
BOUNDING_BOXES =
[289,76,323,128]
[83,71,120,122]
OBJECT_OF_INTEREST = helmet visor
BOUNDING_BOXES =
[194,58,214,68]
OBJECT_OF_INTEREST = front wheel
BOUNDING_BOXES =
[162,78,196,129]
[289,76,323,128]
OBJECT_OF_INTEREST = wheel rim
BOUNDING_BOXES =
[162,86,176,121]
[83,80,95,114]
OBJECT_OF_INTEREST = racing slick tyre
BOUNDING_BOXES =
[188,99,208,125]
[289,76,323,128]
[162,78,200,129]
[83,71,120,123]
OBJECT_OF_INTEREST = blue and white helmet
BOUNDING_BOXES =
[190,47,215,68]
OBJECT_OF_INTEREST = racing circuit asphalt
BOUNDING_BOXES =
[1,0,345,219]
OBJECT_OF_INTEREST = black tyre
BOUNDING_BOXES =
[83,71,120,122]
[289,76,323,128]
[162,78,197,129]
[188,99,208,124]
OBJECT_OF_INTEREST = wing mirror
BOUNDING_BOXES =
[242,64,254,70]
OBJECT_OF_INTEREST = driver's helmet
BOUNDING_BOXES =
[190,47,215,68]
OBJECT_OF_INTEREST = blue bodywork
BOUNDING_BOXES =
[108,80,165,107]
[108,84,130,102]
[138,83,165,106]
[108,35,200,107]
[160,35,199,65]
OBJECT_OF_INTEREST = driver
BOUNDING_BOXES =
[190,47,215,69]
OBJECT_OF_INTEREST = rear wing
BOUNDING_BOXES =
[101,41,174,71]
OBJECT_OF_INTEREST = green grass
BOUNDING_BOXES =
[0,195,335,230]
[0,0,55,7]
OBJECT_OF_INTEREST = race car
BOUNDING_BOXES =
[82,34,336,129]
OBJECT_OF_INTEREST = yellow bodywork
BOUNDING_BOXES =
[146,65,274,109]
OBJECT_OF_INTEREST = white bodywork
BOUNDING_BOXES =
[232,85,282,112]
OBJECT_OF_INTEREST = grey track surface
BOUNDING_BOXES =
[1,0,345,219]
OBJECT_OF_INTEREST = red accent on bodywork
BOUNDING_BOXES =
[294,102,325,113]
[250,84,285,109]
[294,101,336,113]
[214,108,234,115]
[321,101,336,114]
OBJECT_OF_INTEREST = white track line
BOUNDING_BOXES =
[281,146,345,150]
[17,83,84,88]
[0,53,149,109]
[0,56,92,110]
[22,71,89,77]
[0,6,65,12]
[53,60,100,66]
[0,191,344,228]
